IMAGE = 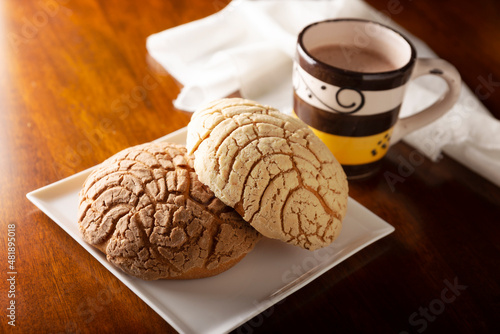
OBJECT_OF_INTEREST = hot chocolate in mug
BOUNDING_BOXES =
[293,19,461,179]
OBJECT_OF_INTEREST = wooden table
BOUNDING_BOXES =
[2,0,499,333]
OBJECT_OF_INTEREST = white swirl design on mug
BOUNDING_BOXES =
[333,87,365,114]
[293,62,407,116]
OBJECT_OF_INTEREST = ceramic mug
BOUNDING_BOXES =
[293,18,461,179]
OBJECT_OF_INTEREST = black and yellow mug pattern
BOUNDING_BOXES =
[293,61,406,167]
[308,125,393,165]
[294,19,461,178]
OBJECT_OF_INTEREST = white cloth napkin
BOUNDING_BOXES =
[146,0,500,187]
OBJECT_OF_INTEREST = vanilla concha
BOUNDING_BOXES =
[187,98,348,251]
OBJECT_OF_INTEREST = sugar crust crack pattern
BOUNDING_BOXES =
[187,98,349,251]
[78,142,261,280]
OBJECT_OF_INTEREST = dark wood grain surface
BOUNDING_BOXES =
[1,0,499,333]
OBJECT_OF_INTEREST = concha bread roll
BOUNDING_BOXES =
[187,98,348,251]
[78,142,261,280]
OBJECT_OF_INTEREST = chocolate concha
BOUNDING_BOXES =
[187,98,348,251]
[78,142,261,280]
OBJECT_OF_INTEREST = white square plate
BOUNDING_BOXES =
[27,127,394,334]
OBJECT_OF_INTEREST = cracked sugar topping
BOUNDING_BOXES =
[78,142,261,280]
[187,98,349,251]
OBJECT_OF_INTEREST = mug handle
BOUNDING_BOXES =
[391,58,461,143]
